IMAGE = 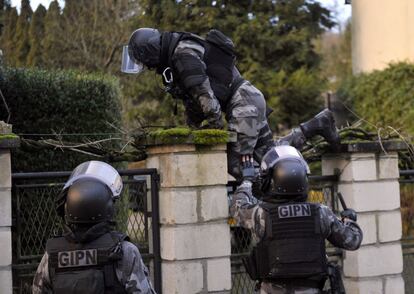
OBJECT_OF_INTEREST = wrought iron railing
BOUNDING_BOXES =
[400,169,414,293]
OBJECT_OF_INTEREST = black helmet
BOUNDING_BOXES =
[56,161,123,223]
[260,145,309,201]
[65,179,114,224]
[128,28,161,70]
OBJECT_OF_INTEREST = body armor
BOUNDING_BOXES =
[244,202,327,288]
[159,30,243,108]
[46,231,128,294]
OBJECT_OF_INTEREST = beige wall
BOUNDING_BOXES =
[352,0,414,73]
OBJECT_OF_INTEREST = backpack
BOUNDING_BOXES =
[205,29,236,58]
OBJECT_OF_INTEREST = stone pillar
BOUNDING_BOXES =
[322,142,405,294]
[146,144,231,294]
[0,122,20,294]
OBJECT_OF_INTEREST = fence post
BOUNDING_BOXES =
[146,142,232,294]
[0,121,19,294]
[322,141,406,294]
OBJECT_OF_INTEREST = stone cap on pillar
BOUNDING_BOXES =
[140,128,236,155]
[0,121,20,149]
[142,128,234,187]
[335,140,407,154]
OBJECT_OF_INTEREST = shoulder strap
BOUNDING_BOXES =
[107,231,129,261]
[259,202,277,239]
[160,32,191,69]
[105,232,129,293]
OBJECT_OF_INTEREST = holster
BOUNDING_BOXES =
[242,250,259,281]
[327,263,346,294]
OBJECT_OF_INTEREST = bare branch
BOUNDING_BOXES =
[0,88,11,123]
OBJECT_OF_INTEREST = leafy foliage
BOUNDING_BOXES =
[337,62,414,135]
[14,0,32,66]
[0,67,122,171]
[136,0,334,129]
[319,21,352,90]
[0,0,334,132]
[27,4,46,67]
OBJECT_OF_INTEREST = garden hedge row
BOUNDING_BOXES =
[0,67,122,172]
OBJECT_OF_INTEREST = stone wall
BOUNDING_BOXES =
[322,146,404,294]
[146,144,231,293]
[0,122,19,294]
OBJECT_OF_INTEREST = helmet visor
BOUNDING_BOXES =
[261,145,310,174]
[121,45,145,74]
[63,161,123,199]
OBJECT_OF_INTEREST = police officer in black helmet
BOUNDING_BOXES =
[122,28,341,182]
[229,146,363,294]
[32,161,155,294]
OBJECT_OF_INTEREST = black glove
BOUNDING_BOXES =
[341,209,357,222]
[202,116,224,129]
[241,154,255,182]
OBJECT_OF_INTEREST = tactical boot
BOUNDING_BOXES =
[300,109,340,150]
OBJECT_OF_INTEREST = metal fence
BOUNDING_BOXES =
[11,169,161,294]
[228,175,340,293]
[400,169,414,293]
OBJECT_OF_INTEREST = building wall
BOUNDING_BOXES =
[352,0,414,73]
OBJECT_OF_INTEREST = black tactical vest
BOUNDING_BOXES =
[244,202,327,288]
[160,31,243,108]
[46,231,128,294]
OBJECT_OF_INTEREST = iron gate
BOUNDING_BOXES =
[11,169,161,294]
[228,175,340,293]
[400,169,414,293]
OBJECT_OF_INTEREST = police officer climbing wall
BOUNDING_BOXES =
[229,146,363,294]
[122,28,341,182]
[32,161,155,294]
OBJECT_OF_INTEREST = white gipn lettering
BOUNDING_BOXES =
[58,249,98,268]
[278,204,311,218]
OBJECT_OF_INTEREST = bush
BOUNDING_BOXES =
[244,66,325,131]
[337,62,414,135]
[0,67,122,172]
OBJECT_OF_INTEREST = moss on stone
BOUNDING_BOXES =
[149,127,191,138]
[0,134,19,141]
[148,128,191,144]
[192,129,229,145]
[147,128,230,145]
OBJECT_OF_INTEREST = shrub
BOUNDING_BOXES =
[0,67,122,172]
[337,62,414,135]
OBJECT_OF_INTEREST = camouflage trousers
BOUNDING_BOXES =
[226,81,306,180]
[226,80,273,180]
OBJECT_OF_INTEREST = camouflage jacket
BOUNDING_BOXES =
[229,181,363,250]
[172,39,222,129]
[172,39,271,157]
[32,240,155,294]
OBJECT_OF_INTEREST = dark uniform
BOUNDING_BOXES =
[32,161,155,294]
[32,225,154,294]
[229,147,363,294]
[125,29,340,181]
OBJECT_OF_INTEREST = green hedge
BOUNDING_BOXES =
[0,67,122,172]
[337,62,414,135]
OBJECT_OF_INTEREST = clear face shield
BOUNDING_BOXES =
[260,145,310,175]
[121,45,145,74]
[63,161,123,199]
